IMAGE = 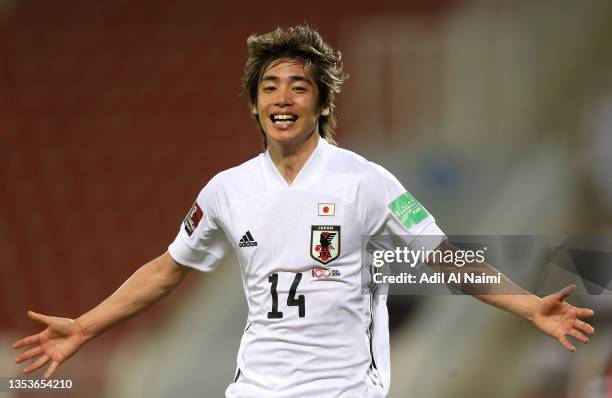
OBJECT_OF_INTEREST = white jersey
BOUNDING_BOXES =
[168,138,445,398]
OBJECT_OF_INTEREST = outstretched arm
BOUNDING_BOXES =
[429,241,595,352]
[13,251,191,378]
[475,283,594,352]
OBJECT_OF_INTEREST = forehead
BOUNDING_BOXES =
[260,58,315,82]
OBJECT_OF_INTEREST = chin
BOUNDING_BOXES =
[266,128,317,147]
[265,128,298,145]
[269,136,297,147]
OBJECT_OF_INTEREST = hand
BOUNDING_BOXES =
[13,311,88,378]
[532,284,595,352]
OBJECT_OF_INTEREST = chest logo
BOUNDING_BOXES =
[310,225,340,265]
[239,231,258,247]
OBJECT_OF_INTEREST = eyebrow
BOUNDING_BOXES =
[260,75,313,84]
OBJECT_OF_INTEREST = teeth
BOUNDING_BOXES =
[272,114,297,122]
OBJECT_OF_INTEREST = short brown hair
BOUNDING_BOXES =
[242,25,347,148]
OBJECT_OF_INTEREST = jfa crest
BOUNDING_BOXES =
[310,225,340,265]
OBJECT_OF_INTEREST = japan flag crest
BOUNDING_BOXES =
[310,225,341,265]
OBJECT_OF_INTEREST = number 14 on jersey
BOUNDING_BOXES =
[267,273,305,319]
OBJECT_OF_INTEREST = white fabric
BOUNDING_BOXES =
[168,138,445,398]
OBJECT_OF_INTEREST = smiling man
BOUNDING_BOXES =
[253,58,324,184]
[13,26,595,398]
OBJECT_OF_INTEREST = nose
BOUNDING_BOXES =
[274,86,293,107]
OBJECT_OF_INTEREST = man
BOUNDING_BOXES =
[13,26,595,398]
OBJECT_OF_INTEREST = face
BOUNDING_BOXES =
[254,58,329,148]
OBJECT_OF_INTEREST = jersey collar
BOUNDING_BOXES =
[262,136,329,189]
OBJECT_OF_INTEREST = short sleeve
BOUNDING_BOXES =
[168,177,231,272]
[362,163,446,252]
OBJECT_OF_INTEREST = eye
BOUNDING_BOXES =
[261,86,275,93]
[293,86,307,93]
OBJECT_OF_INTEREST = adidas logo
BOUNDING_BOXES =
[239,231,258,247]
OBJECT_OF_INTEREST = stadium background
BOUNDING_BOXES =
[1,0,612,397]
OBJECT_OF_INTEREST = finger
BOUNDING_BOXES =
[43,361,60,379]
[15,346,43,364]
[568,328,589,344]
[576,307,595,318]
[28,311,51,325]
[557,284,576,300]
[23,354,49,374]
[575,320,595,335]
[558,335,576,352]
[12,334,40,349]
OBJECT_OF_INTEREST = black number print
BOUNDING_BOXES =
[267,273,305,318]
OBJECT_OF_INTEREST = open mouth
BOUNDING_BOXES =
[270,113,298,125]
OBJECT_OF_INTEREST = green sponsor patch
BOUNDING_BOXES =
[388,192,428,229]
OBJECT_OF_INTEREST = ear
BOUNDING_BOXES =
[320,106,330,116]
[251,105,258,115]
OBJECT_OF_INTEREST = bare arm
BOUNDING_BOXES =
[429,241,536,318]
[13,251,191,377]
[76,251,191,340]
[428,240,594,351]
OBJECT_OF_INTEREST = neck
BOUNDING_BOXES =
[268,131,320,186]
